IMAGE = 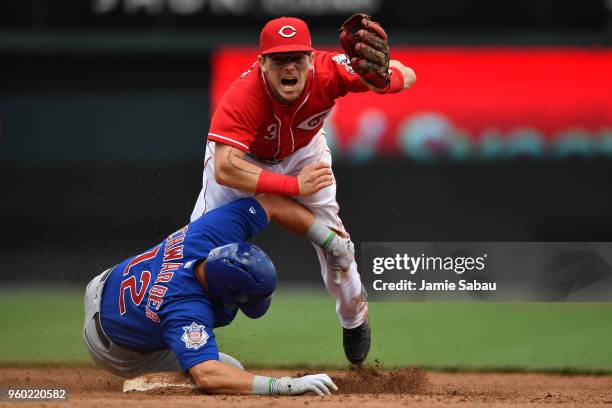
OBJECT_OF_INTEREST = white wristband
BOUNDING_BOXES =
[252,375,275,395]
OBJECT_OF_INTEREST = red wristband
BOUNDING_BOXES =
[256,170,300,196]
[387,66,404,94]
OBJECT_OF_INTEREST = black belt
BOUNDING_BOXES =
[93,268,113,350]
[94,312,111,350]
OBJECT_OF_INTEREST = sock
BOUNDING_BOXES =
[305,217,336,250]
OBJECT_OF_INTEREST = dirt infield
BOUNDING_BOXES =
[1,367,612,407]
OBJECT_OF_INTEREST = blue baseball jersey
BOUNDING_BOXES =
[99,198,268,371]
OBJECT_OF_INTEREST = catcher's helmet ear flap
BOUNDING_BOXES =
[205,242,277,319]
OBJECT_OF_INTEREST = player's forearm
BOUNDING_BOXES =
[215,144,261,193]
[189,360,337,396]
[256,194,315,236]
[389,60,417,90]
[189,360,255,395]
[215,144,301,195]
[361,60,416,94]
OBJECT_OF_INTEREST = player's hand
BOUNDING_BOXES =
[297,161,333,196]
[359,77,387,94]
[273,374,338,396]
[359,61,416,94]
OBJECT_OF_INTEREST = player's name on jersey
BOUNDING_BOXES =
[372,279,496,292]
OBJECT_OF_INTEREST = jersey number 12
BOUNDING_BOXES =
[119,245,161,315]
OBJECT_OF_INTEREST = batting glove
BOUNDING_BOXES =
[274,374,338,396]
[253,374,338,396]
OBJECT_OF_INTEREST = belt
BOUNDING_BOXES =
[94,312,111,350]
[94,268,113,350]
[247,152,283,164]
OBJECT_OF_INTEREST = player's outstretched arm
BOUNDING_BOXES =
[338,13,415,95]
[390,60,417,89]
[360,60,416,94]
[189,360,254,394]
[189,360,337,395]
[215,143,333,196]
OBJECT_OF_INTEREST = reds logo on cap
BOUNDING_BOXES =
[260,17,314,55]
[278,25,297,38]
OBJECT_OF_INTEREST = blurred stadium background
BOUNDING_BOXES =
[1,0,612,371]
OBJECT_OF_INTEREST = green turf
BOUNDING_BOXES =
[1,290,611,372]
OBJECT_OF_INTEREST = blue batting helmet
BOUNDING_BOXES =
[205,242,277,319]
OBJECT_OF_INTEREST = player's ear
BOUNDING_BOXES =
[306,52,314,70]
[258,55,267,72]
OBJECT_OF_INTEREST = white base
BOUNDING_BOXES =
[122,372,197,393]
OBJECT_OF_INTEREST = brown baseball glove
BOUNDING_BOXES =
[339,13,390,89]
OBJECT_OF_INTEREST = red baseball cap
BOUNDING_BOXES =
[260,17,314,55]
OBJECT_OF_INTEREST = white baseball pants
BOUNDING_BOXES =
[191,130,368,329]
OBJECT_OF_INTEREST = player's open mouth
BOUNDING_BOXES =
[281,77,298,89]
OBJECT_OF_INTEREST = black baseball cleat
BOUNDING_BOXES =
[343,320,371,365]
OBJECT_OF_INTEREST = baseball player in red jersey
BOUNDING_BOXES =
[191,16,416,364]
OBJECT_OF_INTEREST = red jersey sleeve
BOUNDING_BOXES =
[207,84,261,152]
[320,52,369,99]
